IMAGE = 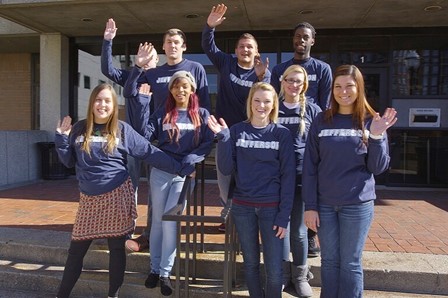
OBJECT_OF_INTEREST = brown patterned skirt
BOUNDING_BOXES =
[72,177,137,241]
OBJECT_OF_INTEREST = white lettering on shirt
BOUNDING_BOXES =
[229,73,253,88]
[236,138,279,150]
[163,123,195,131]
[156,76,172,84]
[318,129,368,138]
[278,117,300,125]
[75,135,119,145]
[308,74,317,82]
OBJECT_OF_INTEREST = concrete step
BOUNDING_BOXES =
[0,257,236,297]
[1,227,448,297]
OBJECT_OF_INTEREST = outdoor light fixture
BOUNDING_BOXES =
[424,5,442,12]
[405,50,421,72]
[405,50,421,95]
[185,14,200,19]
[298,10,314,15]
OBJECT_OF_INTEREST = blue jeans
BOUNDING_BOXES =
[215,145,232,206]
[127,155,141,216]
[283,185,308,265]
[231,203,283,298]
[318,200,374,298]
[127,155,141,190]
[149,167,192,277]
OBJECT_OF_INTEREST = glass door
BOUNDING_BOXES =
[358,67,389,184]
[359,67,389,114]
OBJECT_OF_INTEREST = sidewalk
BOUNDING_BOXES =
[1,176,447,255]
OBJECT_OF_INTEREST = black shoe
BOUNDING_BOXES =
[145,272,159,288]
[308,235,320,258]
[160,276,174,296]
[218,223,226,233]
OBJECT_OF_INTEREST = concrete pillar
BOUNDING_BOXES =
[40,33,70,135]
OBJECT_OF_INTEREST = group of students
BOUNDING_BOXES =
[54,3,397,298]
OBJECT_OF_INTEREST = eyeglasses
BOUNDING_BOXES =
[284,78,304,86]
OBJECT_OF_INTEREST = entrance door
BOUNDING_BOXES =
[358,67,389,184]
[358,67,389,114]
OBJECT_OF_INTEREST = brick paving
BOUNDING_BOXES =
[1,177,447,255]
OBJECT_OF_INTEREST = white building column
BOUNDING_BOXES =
[40,33,70,134]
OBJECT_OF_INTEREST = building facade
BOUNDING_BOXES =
[0,3,447,188]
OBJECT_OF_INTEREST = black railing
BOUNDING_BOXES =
[162,161,237,298]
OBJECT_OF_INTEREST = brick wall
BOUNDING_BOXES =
[0,54,32,130]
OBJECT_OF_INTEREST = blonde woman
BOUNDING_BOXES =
[208,82,295,298]
[55,83,180,298]
[277,65,321,296]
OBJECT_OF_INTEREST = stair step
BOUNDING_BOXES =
[0,257,251,298]
[2,227,448,296]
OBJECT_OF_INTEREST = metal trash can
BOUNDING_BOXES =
[37,142,70,180]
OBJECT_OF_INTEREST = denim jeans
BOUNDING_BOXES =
[318,200,374,298]
[283,185,308,265]
[231,203,283,298]
[149,167,192,277]
[127,156,141,219]
[215,145,232,206]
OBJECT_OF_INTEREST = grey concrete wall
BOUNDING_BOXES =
[0,130,49,189]
[40,33,70,132]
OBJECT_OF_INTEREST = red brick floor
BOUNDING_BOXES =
[1,177,447,255]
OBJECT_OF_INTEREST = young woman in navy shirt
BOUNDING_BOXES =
[303,65,397,298]
[208,82,295,298]
[55,83,180,298]
[277,65,321,296]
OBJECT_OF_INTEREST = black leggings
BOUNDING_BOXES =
[56,236,126,298]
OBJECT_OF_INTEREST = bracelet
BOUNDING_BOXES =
[369,133,384,140]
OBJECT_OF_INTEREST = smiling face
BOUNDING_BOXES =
[92,88,114,124]
[281,71,306,102]
[170,78,194,109]
[333,75,358,114]
[250,89,275,126]
[293,27,314,60]
[235,37,258,68]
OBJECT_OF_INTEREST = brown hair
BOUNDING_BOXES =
[235,33,258,49]
[82,83,120,155]
[163,28,187,45]
[324,64,377,144]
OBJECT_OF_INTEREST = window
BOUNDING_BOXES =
[392,50,448,96]
[84,75,91,89]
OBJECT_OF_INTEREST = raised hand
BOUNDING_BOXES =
[104,18,117,41]
[254,54,269,79]
[207,4,228,28]
[139,83,152,97]
[207,115,228,134]
[135,42,155,68]
[370,107,398,136]
[56,116,72,136]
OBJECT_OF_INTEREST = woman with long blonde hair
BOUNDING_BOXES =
[55,83,180,298]
[277,64,321,296]
[208,82,295,298]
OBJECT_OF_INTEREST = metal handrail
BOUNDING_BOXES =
[162,161,236,298]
